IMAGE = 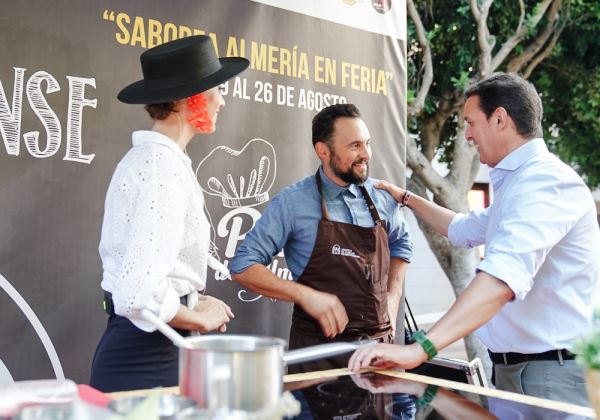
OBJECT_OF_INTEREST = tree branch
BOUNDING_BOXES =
[407,0,433,116]
[517,0,526,33]
[489,0,554,72]
[445,108,482,211]
[506,0,563,74]
[447,111,479,195]
[471,0,495,76]
[419,95,461,160]
[405,177,454,274]
[467,153,482,189]
[522,24,564,78]
[406,135,452,197]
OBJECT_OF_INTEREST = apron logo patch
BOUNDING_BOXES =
[331,244,360,258]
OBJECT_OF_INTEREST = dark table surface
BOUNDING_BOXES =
[283,369,595,420]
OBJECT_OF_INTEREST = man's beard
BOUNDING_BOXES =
[329,149,369,185]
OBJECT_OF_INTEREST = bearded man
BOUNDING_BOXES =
[231,104,413,373]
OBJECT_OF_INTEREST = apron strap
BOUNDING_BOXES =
[359,184,383,224]
[315,169,331,221]
[315,169,384,225]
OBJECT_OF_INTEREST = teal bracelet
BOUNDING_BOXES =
[415,384,439,408]
[412,330,438,360]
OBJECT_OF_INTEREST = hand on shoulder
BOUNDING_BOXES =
[374,180,406,204]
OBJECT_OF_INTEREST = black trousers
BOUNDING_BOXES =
[89,314,186,392]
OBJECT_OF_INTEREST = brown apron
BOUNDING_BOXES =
[288,171,394,374]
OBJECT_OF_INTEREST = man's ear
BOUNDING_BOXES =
[495,107,509,129]
[315,141,330,160]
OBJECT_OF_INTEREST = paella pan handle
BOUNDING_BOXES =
[141,308,193,349]
[283,339,377,365]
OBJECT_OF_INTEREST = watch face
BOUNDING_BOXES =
[371,0,392,14]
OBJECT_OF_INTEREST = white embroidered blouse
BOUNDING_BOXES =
[99,130,211,332]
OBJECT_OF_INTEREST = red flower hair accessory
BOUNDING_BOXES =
[186,93,214,133]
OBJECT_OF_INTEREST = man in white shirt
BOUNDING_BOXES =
[349,72,600,406]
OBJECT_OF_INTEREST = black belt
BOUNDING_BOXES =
[488,349,576,365]
[102,291,187,316]
[292,315,392,341]
[342,325,393,341]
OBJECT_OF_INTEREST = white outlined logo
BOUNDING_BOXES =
[331,244,360,258]
[194,138,290,303]
[0,273,64,383]
[196,138,276,209]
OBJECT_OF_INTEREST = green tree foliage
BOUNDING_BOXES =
[404,0,595,372]
[407,0,599,185]
[531,2,600,187]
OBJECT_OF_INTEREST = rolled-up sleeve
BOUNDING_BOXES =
[230,193,293,274]
[477,172,588,300]
[387,204,413,262]
[448,209,489,248]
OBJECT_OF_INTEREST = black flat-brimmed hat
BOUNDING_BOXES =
[118,35,249,104]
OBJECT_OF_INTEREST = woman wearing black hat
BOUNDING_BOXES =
[90,36,249,392]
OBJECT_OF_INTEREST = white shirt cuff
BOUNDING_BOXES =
[130,287,181,332]
[478,252,533,300]
[448,213,468,247]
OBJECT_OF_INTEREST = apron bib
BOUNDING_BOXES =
[288,171,393,373]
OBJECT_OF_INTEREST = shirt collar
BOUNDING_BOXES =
[489,138,548,188]
[318,166,359,199]
[131,130,191,165]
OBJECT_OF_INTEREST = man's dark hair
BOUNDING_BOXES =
[312,104,361,147]
[144,102,177,120]
[465,73,543,139]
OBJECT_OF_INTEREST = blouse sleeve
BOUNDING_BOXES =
[110,172,188,332]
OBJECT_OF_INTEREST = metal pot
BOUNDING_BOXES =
[142,309,375,412]
[178,334,367,412]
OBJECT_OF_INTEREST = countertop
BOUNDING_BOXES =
[110,367,596,419]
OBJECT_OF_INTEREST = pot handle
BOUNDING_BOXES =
[141,309,193,349]
[283,339,377,366]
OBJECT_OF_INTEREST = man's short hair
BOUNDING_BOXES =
[465,73,543,139]
[312,104,361,147]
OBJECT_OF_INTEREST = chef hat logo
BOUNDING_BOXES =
[196,138,276,208]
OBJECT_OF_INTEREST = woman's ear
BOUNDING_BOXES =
[167,100,182,116]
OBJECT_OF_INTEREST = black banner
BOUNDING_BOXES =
[0,0,406,383]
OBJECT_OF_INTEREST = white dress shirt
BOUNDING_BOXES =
[99,130,210,332]
[449,138,600,353]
